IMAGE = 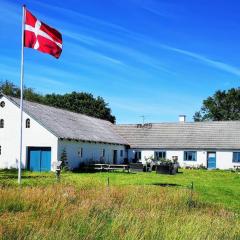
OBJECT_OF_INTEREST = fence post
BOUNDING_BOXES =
[107,176,110,188]
[188,181,194,207]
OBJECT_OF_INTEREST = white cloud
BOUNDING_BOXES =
[160,45,240,77]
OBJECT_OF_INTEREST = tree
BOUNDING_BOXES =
[43,92,116,123]
[0,80,20,97]
[193,88,240,121]
[0,80,116,123]
[0,80,42,101]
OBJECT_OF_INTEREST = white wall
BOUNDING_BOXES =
[0,96,58,170]
[128,148,240,169]
[58,140,126,170]
[167,150,206,168]
[216,151,240,169]
[142,151,154,163]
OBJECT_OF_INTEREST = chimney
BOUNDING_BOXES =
[179,115,186,123]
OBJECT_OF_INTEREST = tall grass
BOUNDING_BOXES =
[0,182,239,240]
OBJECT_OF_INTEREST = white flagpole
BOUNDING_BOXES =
[18,5,26,184]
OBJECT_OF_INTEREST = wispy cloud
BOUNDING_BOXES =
[31,0,173,74]
[114,0,182,18]
[0,0,20,25]
[160,45,240,77]
[33,0,130,34]
[141,2,181,18]
[64,30,172,74]
[1,0,238,91]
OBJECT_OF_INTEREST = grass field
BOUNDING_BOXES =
[0,169,239,239]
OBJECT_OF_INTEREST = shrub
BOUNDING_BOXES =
[60,148,69,171]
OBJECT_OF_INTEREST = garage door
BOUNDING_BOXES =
[28,147,51,172]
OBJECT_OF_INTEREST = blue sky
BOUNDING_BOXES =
[0,0,239,123]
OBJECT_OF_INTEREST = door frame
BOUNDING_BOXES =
[207,152,216,169]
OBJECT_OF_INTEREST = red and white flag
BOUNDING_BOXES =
[24,9,62,58]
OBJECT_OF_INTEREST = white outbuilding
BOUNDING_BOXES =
[0,94,128,171]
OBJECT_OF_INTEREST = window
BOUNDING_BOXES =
[101,149,105,157]
[26,118,30,128]
[78,147,83,158]
[155,151,166,160]
[0,119,4,128]
[184,151,197,161]
[233,152,240,163]
[134,151,141,161]
[0,101,5,108]
[120,150,123,157]
[0,146,1,155]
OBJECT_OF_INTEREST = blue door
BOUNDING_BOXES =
[207,152,216,169]
[29,149,41,171]
[41,149,51,171]
[28,147,51,171]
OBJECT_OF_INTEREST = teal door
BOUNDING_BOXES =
[28,147,51,171]
[41,149,51,171]
[29,149,41,171]
[207,152,216,169]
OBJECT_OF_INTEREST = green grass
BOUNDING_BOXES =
[0,169,239,239]
[1,169,239,210]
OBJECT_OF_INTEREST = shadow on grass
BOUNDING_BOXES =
[150,183,181,187]
[72,170,136,175]
[0,175,53,180]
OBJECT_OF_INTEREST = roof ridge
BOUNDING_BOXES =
[8,96,114,125]
[117,120,240,126]
[3,95,128,145]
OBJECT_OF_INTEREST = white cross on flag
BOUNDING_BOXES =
[24,8,62,58]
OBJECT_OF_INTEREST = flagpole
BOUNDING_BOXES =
[18,4,26,184]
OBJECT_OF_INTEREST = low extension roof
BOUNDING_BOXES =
[5,95,128,145]
[114,122,240,150]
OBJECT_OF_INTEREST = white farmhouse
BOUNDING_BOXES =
[0,94,127,171]
[0,93,240,171]
[115,116,240,169]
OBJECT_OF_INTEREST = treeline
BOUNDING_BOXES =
[0,80,116,123]
[193,88,240,121]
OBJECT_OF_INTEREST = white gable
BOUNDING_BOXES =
[0,95,58,169]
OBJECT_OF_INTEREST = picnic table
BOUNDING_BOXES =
[93,164,130,172]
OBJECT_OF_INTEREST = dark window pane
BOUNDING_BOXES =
[233,152,240,162]
[184,151,196,161]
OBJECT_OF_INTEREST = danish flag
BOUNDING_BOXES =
[24,8,62,58]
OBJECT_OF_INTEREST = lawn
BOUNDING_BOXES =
[0,169,239,239]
